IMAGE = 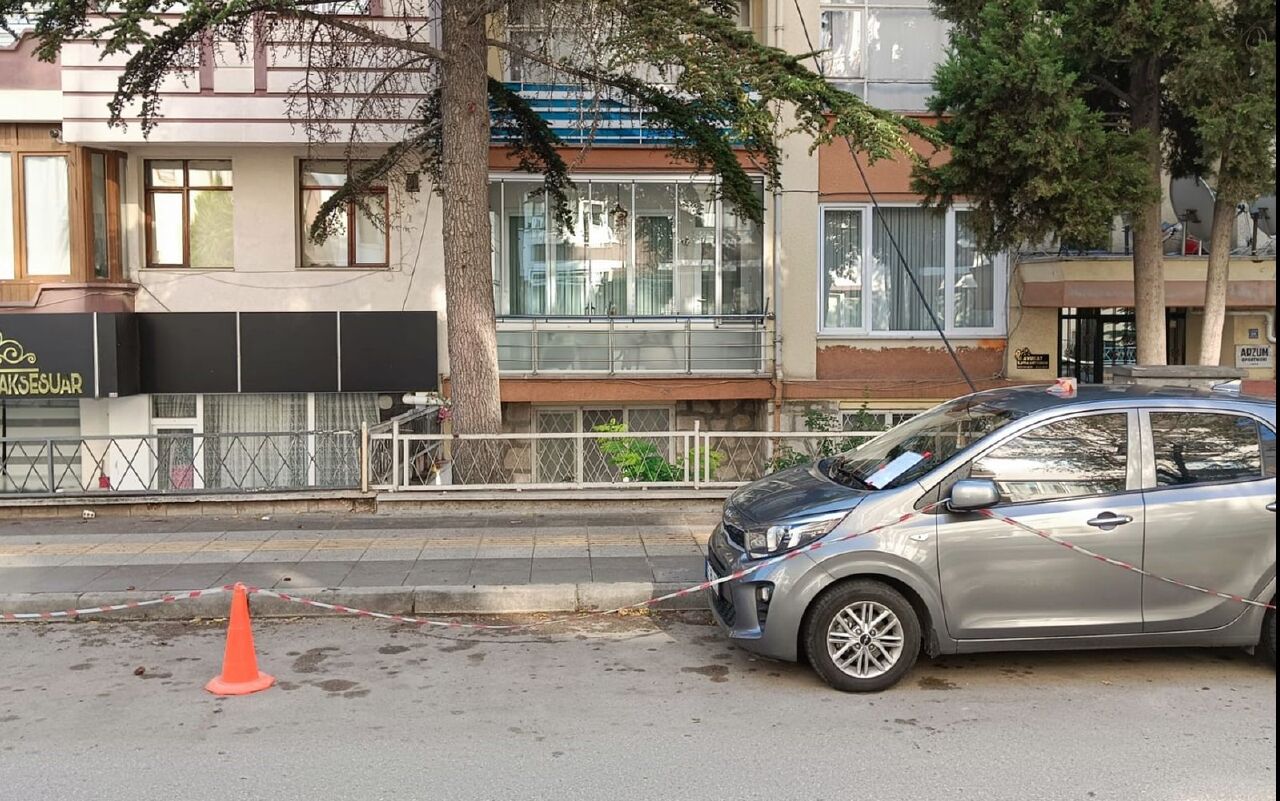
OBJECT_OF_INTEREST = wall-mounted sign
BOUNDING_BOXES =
[0,332,85,396]
[1236,344,1274,369]
[0,313,138,400]
[1014,347,1051,370]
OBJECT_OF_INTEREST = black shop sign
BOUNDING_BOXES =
[1014,348,1051,370]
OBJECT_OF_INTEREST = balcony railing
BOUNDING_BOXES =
[494,82,719,146]
[496,315,768,374]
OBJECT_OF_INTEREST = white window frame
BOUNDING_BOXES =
[150,394,205,491]
[817,203,1005,338]
[818,0,948,111]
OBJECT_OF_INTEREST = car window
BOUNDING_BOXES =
[1262,425,1277,478]
[1150,412,1264,487]
[970,413,1128,504]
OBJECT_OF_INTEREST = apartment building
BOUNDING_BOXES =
[2,1,1274,492]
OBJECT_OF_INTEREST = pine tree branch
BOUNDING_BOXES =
[1087,73,1135,107]
[288,8,447,62]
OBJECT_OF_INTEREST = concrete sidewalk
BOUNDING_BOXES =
[0,509,720,618]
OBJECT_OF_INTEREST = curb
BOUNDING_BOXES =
[0,582,707,622]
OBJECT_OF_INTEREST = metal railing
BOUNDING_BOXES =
[0,430,361,497]
[496,316,768,374]
[2,426,884,497]
[368,427,883,492]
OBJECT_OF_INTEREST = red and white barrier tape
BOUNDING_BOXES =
[251,506,941,630]
[3,506,1273,624]
[1,587,230,621]
[978,508,1276,611]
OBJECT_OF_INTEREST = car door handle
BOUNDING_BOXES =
[1086,513,1133,530]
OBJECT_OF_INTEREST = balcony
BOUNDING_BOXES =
[496,315,768,374]
[493,83,686,146]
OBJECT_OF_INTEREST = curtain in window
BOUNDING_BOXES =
[823,209,863,328]
[819,6,863,79]
[23,155,71,276]
[202,394,307,490]
[633,183,676,314]
[579,182,630,315]
[953,211,994,328]
[675,183,717,315]
[314,392,379,486]
[871,207,945,331]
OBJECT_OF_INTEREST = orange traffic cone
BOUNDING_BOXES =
[205,583,275,696]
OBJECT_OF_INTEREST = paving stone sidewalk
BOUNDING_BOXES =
[0,512,717,596]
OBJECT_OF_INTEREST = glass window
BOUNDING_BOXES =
[502,180,548,314]
[953,210,994,328]
[721,183,764,315]
[90,153,109,278]
[1261,424,1276,477]
[865,8,948,81]
[820,3,864,80]
[971,413,1129,504]
[23,155,72,276]
[202,393,307,490]
[146,159,234,268]
[821,205,1001,334]
[151,394,197,418]
[818,2,948,110]
[492,178,764,317]
[1,154,13,280]
[822,208,863,328]
[1150,413,1264,487]
[829,394,1025,490]
[871,207,945,332]
[300,160,388,267]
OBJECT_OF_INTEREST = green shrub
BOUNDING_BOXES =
[592,420,722,481]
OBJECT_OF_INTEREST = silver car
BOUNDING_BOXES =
[707,385,1277,692]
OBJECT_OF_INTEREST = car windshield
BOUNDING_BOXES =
[828,396,1025,490]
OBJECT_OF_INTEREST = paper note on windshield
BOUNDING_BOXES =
[863,452,926,489]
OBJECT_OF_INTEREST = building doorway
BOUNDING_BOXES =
[1058,307,1187,383]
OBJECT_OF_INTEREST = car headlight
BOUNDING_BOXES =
[744,511,848,558]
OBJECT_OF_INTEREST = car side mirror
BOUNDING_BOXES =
[947,478,1001,511]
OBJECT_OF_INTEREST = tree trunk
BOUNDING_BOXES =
[440,1,502,434]
[1129,57,1168,367]
[1198,153,1235,366]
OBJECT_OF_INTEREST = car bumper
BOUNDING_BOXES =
[704,524,830,663]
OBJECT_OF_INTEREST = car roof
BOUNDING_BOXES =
[968,383,1276,415]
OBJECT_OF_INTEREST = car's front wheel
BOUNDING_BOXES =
[803,580,921,692]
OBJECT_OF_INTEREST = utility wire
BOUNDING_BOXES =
[792,0,977,393]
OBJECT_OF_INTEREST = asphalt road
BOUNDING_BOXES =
[1,614,1274,801]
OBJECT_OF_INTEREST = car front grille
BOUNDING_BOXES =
[706,551,736,626]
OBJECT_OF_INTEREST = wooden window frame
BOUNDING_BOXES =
[2,148,77,282]
[144,158,234,269]
[82,148,126,282]
[299,161,390,269]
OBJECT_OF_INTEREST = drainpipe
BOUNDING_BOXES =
[769,0,786,434]
[771,186,784,433]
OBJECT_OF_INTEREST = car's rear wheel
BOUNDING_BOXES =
[804,580,921,692]
[1262,606,1276,668]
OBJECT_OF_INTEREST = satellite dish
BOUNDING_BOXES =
[1250,195,1276,238]
[1170,176,1216,242]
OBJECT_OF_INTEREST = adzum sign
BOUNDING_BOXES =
[0,313,138,400]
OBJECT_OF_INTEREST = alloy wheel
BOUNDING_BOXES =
[826,600,905,679]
